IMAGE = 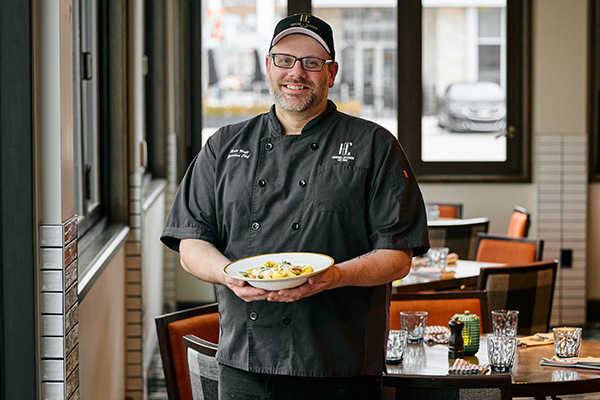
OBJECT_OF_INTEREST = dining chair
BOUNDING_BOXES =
[506,205,531,238]
[426,202,463,219]
[474,233,544,264]
[428,217,490,260]
[155,303,220,400]
[382,373,512,400]
[390,290,490,333]
[477,260,558,335]
[183,334,219,400]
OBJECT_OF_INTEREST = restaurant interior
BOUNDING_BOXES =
[1,0,600,399]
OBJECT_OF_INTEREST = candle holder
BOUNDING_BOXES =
[455,310,480,356]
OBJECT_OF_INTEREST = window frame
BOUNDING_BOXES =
[397,0,532,183]
[73,0,108,236]
[590,0,600,182]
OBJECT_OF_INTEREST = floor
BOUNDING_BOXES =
[148,350,168,400]
[147,323,600,400]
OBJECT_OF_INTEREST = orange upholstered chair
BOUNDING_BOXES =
[156,303,220,400]
[506,205,530,238]
[390,290,490,333]
[474,233,543,265]
[426,202,463,219]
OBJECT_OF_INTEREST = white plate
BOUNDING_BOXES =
[223,252,334,291]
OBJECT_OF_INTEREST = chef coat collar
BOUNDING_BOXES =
[267,100,338,137]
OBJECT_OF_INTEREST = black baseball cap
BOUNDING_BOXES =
[269,14,335,60]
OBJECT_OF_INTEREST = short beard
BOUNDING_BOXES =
[269,84,316,112]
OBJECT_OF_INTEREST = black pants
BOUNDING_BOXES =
[218,364,381,400]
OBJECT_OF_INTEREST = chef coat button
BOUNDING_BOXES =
[265,142,274,151]
[298,180,307,187]
[258,179,267,187]
[251,222,261,231]
[310,143,318,150]
[291,222,300,230]
[249,311,258,321]
[282,316,291,325]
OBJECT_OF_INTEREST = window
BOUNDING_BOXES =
[73,0,105,234]
[312,6,397,125]
[201,1,287,146]
[398,0,531,182]
[197,0,530,181]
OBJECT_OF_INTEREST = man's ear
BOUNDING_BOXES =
[265,55,271,82]
[328,62,339,88]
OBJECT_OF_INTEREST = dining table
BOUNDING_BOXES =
[392,259,505,293]
[382,334,600,399]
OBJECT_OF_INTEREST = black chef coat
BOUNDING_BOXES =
[161,100,429,377]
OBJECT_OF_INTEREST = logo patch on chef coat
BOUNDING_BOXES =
[227,148,251,160]
[332,142,355,162]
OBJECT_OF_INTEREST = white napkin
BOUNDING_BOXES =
[540,356,600,370]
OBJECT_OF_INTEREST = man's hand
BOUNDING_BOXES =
[225,275,270,302]
[266,266,341,302]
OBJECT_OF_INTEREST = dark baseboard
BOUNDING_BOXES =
[587,299,600,322]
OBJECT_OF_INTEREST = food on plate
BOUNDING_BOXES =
[240,260,314,279]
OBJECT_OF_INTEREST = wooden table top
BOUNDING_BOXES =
[383,335,600,397]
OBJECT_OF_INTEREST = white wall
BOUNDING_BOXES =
[79,248,127,400]
[142,189,167,370]
[420,183,536,235]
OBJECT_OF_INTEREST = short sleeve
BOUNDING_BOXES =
[367,134,430,257]
[160,136,220,252]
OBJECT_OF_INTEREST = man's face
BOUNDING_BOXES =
[266,34,337,114]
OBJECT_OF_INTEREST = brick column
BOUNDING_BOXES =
[39,217,79,399]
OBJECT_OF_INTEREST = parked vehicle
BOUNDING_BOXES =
[437,81,506,132]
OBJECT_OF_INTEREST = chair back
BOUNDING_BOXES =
[428,217,489,260]
[155,303,220,400]
[390,290,490,333]
[183,335,219,400]
[474,233,543,264]
[426,202,463,219]
[507,205,530,238]
[383,374,512,400]
[477,260,558,335]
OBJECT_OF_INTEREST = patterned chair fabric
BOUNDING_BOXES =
[474,233,544,264]
[184,335,219,400]
[382,373,512,400]
[477,260,558,335]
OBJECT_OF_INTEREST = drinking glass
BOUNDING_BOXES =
[386,330,408,365]
[401,311,428,344]
[487,335,517,372]
[491,309,519,337]
[553,327,582,358]
[427,247,449,270]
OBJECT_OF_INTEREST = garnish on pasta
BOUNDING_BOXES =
[240,260,314,279]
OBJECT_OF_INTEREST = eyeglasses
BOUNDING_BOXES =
[270,53,333,72]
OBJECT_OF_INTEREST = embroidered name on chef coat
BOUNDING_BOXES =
[332,142,354,162]
[227,148,251,159]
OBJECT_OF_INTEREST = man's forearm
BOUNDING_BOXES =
[179,239,231,285]
[334,248,412,288]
